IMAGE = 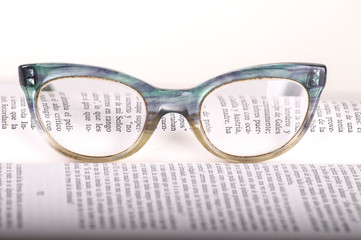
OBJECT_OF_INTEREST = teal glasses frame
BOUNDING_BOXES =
[19,63,326,162]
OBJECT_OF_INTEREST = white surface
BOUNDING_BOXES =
[0,0,360,98]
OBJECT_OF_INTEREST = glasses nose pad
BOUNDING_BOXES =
[137,112,213,161]
[157,112,191,132]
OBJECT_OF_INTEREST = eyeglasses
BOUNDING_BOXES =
[18,63,326,162]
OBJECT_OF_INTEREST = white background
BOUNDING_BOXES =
[0,0,360,98]
[0,0,360,163]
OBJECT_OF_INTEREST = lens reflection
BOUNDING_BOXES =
[37,77,147,157]
[200,78,309,156]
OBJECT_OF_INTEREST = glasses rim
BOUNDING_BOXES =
[19,62,327,162]
[35,76,150,162]
[197,77,311,162]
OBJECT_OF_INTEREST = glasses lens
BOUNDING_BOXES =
[36,77,147,157]
[200,78,309,157]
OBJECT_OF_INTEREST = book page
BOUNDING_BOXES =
[1,162,360,239]
[0,84,360,163]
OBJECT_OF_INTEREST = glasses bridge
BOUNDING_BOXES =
[156,89,195,115]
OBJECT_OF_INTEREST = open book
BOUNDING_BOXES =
[1,84,361,239]
[1,84,360,163]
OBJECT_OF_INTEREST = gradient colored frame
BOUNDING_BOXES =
[19,63,326,162]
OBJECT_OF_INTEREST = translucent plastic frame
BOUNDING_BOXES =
[19,63,326,162]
